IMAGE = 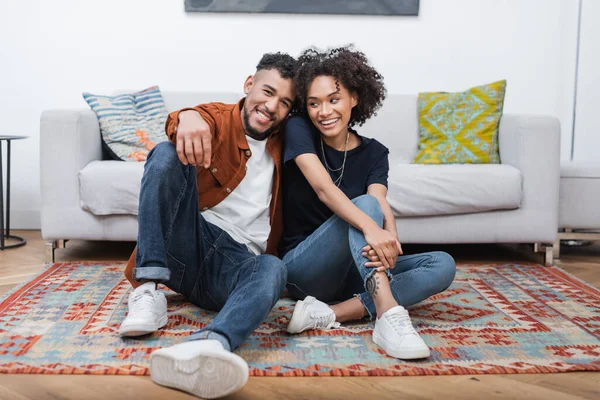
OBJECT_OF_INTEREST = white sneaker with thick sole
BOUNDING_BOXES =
[287,296,341,334]
[372,305,430,359]
[150,340,248,399]
[119,281,168,337]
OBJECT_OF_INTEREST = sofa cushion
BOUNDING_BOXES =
[387,163,522,217]
[79,161,145,215]
[413,80,506,164]
[83,86,169,161]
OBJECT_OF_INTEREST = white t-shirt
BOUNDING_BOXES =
[202,136,274,255]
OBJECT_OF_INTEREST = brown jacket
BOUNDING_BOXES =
[124,98,284,287]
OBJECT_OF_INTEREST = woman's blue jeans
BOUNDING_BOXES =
[282,195,456,319]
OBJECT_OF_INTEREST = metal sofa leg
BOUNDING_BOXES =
[545,245,554,266]
[45,241,56,264]
[45,239,67,265]
[553,239,561,259]
[534,242,554,266]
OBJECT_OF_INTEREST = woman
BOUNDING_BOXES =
[280,46,456,360]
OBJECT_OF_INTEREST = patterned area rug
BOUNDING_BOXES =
[0,262,598,376]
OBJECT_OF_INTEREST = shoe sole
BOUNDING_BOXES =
[150,347,248,399]
[372,331,431,359]
[119,314,168,337]
[287,300,309,334]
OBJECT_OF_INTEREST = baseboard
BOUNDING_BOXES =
[4,209,41,230]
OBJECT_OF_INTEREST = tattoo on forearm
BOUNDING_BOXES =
[366,275,380,298]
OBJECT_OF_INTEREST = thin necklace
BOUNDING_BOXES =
[321,129,350,187]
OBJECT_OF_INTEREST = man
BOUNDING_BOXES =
[119,53,297,399]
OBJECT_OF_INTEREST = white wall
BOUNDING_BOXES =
[572,0,600,161]
[0,0,579,229]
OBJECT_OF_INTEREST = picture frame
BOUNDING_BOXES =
[184,0,420,16]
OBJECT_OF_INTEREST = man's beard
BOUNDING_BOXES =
[243,107,275,141]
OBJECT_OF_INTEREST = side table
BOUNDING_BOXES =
[0,135,28,249]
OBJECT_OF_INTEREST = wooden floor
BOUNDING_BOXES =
[0,231,598,400]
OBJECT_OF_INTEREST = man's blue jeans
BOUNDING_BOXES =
[133,142,287,350]
[282,195,456,319]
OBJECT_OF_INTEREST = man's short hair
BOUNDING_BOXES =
[256,52,297,80]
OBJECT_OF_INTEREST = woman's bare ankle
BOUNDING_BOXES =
[366,271,398,317]
[330,297,367,323]
[375,301,398,317]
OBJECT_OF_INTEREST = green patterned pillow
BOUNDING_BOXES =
[413,80,506,164]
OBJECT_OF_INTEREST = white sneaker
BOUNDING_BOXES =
[287,296,341,334]
[373,305,430,359]
[119,282,168,337]
[150,340,248,399]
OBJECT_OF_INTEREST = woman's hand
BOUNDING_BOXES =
[362,226,402,271]
[361,246,393,272]
[362,241,402,272]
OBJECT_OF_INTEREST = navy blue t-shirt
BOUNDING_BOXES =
[280,116,390,257]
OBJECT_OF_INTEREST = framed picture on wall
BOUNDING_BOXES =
[185,0,420,16]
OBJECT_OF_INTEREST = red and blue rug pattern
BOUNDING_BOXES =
[0,262,598,376]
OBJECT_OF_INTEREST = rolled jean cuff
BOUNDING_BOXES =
[133,266,171,282]
[188,330,232,352]
[355,293,376,320]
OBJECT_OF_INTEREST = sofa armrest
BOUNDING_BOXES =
[40,109,102,212]
[499,114,561,236]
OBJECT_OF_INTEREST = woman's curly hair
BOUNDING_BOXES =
[294,45,386,127]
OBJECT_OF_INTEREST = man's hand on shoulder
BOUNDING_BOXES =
[176,110,212,168]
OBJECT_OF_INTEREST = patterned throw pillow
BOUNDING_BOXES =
[83,86,169,161]
[413,80,506,164]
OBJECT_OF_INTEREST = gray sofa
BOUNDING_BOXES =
[40,91,561,265]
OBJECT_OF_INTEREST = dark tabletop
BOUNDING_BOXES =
[0,135,28,140]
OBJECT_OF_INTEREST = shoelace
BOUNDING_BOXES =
[130,290,155,314]
[310,311,341,329]
[386,309,417,335]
